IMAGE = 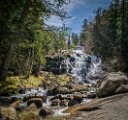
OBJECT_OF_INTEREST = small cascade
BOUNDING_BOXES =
[11,87,48,99]
[70,51,88,83]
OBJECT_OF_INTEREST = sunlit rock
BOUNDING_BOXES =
[0,107,17,120]
[96,72,128,97]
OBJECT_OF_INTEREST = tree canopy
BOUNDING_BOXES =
[0,0,70,81]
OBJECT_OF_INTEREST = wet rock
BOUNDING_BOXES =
[96,72,128,97]
[23,95,46,102]
[27,98,42,108]
[68,99,79,107]
[67,94,83,107]
[60,99,69,107]
[66,95,74,100]
[47,87,58,95]
[0,92,11,96]
[18,87,25,94]
[87,93,96,98]
[39,107,54,117]
[69,84,89,93]
[73,95,83,103]
[16,104,26,112]
[51,99,60,106]
[0,107,17,120]
[47,86,70,95]
[24,103,37,112]
[50,94,62,101]
[11,97,20,103]
[51,84,88,95]
[0,97,12,104]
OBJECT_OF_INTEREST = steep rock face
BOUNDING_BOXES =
[96,72,128,97]
[45,55,68,74]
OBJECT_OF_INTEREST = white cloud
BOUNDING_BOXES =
[45,15,63,27]
[63,0,86,13]
[45,0,86,27]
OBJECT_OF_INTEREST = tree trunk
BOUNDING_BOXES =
[0,44,14,81]
[34,57,41,77]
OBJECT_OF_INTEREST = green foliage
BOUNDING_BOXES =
[71,33,79,46]
[0,0,70,81]
[80,19,93,54]
[80,0,128,71]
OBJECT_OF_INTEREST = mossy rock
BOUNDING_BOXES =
[20,112,41,120]
[0,75,44,95]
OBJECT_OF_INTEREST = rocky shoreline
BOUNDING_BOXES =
[0,71,128,120]
[0,50,128,120]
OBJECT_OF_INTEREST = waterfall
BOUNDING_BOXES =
[8,46,102,117]
[66,46,102,84]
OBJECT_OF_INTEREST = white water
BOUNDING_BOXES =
[9,46,102,116]
[10,87,48,100]
[65,47,102,84]
[53,107,70,116]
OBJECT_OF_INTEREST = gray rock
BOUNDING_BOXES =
[50,95,62,101]
[23,95,46,102]
[96,72,128,97]
[68,99,79,106]
[20,104,40,120]
[39,107,54,117]
[24,103,37,112]
[0,107,17,120]
[27,98,43,108]
[60,99,69,107]
[51,99,60,106]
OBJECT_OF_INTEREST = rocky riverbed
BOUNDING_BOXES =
[0,48,128,120]
[0,71,128,120]
[67,93,128,120]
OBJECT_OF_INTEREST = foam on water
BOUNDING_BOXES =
[66,47,102,84]
[53,107,70,116]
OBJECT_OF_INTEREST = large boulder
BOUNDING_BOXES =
[0,107,17,120]
[20,104,40,120]
[47,84,88,95]
[27,98,43,108]
[47,86,70,95]
[20,112,41,120]
[39,107,54,117]
[96,72,128,97]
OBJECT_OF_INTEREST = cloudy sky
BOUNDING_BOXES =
[46,0,112,34]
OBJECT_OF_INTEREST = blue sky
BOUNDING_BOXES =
[46,0,112,34]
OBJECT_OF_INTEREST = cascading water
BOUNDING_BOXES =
[66,46,102,84]
[8,46,102,117]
